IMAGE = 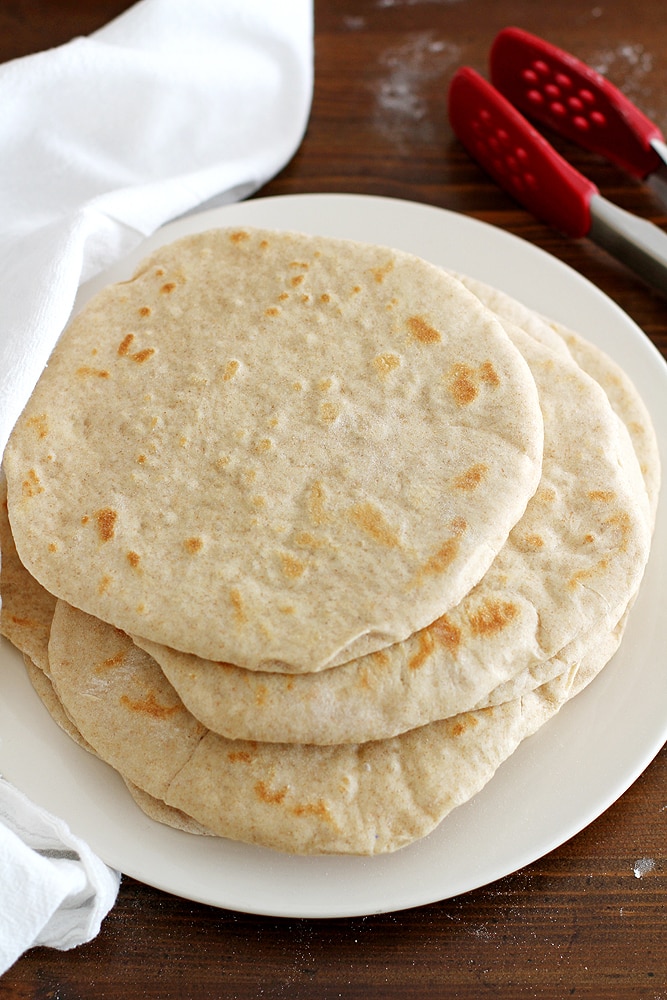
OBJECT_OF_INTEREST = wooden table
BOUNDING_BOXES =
[1,1,666,996]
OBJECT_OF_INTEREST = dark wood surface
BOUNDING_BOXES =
[1,1,666,997]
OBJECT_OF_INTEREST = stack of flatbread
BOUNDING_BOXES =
[0,226,659,855]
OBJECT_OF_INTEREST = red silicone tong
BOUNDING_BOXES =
[490,27,667,182]
[448,28,667,295]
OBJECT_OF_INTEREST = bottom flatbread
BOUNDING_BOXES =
[45,599,627,855]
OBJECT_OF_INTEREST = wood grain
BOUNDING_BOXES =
[1,1,666,996]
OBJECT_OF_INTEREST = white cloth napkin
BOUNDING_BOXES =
[0,0,312,971]
[0,778,121,974]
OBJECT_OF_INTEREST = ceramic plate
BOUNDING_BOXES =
[2,193,666,918]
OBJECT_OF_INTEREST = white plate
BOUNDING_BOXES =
[2,193,666,919]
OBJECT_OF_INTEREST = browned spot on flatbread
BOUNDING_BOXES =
[445,363,478,405]
[447,714,480,738]
[406,315,441,344]
[430,613,461,654]
[568,557,610,590]
[265,307,280,317]
[523,534,545,550]
[230,230,250,244]
[468,598,518,637]
[184,537,203,554]
[131,348,155,364]
[422,538,459,576]
[319,402,340,424]
[139,306,151,317]
[308,481,329,526]
[26,414,48,439]
[349,502,399,547]
[374,353,401,376]
[120,692,182,720]
[8,614,41,628]
[480,361,501,386]
[450,516,467,536]
[357,665,375,691]
[453,463,488,491]
[98,574,112,595]
[290,274,305,287]
[117,334,134,356]
[255,684,268,707]
[95,508,117,542]
[160,283,176,295]
[255,780,288,805]
[96,649,127,672]
[588,490,616,502]
[126,550,141,568]
[372,648,390,667]
[294,531,324,548]
[230,589,247,626]
[369,259,394,283]
[408,630,435,670]
[228,750,254,763]
[292,800,337,826]
[279,552,306,579]
[76,366,109,379]
[22,469,43,499]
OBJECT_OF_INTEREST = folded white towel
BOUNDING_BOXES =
[0,778,121,973]
[0,0,312,970]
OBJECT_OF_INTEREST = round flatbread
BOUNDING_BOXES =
[3,228,544,673]
[132,323,652,744]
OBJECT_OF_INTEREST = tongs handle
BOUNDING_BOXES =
[490,27,664,179]
[448,67,597,238]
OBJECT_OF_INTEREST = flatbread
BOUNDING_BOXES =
[0,473,56,675]
[549,321,660,525]
[122,781,213,837]
[452,272,660,526]
[46,599,627,855]
[132,323,652,744]
[3,228,545,673]
[21,650,211,836]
